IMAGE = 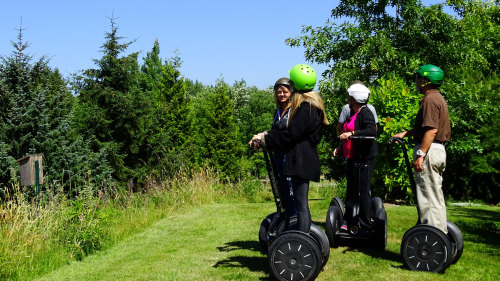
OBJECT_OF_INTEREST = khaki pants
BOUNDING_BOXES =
[413,143,448,234]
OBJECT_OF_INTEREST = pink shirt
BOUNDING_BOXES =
[342,111,359,158]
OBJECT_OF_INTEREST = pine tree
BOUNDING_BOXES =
[0,24,78,189]
[201,80,242,182]
[74,16,154,184]
[140,41,191,177]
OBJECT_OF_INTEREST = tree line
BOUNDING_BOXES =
[1,0,498,203]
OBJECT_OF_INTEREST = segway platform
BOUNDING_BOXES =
[325,196,387,249]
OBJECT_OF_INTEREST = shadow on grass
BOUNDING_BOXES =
[216,240,261,253]
[312,219,401,263]
[358,247,402,263]
[336,240,402,263]
[213,240,270,279]
[448,206,500,256]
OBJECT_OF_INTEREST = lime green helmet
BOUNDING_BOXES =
[289,64,317,91]
[416,64,444,86]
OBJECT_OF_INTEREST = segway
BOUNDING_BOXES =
[256,144,330,280]
[325,135,387,249]
[389,137,464,273]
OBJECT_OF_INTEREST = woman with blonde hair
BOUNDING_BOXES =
[250,64,329,232]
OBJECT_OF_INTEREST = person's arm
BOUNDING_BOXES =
[336,122,344,136]
[393,129,414,139]
[414,127,437,172]
[337,104,350,135]
[339,108,376,140]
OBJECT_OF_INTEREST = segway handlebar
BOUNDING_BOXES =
[388,137,414,186]
[336,135,377,140]
[388,137,421,219]
[349,135,376,140]
[252,140,285,213]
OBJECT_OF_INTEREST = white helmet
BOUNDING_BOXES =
[347,84,370,104]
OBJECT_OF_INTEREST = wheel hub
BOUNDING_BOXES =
[417,243,433,260]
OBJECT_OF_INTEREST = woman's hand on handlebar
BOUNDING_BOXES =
[249,132,266,148]
[339,131,353,141]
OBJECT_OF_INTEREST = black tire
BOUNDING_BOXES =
[268,231,322,281]
[401,225,452,273]
[325,206,341,248]
[309,223,330,268]
[370,197,384,218]
[447,220,464,265]
[275,218,329,268]
[372,208,387,250]
[329,197,345,216]
[259,212,277,253]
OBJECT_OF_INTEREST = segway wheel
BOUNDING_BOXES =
[309,223,330,268]
[447,220,464,265]
[373,208,387,250]
[268,231,322,281]
[325,206,341,248]
[329,197,345,216]
[276,219,329,268]
[259,212,277,253]
[401,225,452,273]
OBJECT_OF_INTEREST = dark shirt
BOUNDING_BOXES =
[352,106,378,161]
[271,108,290,156]
[265,102,324,182]
[414,91,451,143]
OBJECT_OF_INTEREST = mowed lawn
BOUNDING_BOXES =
[36,201,500,281]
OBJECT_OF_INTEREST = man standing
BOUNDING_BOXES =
[393,64,451,234]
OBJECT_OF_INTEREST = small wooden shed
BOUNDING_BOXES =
[16,154,43,186]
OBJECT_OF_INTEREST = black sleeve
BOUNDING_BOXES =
[354,107,377,136]
[265,102,322,150]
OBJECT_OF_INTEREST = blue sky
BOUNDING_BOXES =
[0,0,337,89]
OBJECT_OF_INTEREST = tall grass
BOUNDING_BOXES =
[0,186,69,280]
[0,168,271,281]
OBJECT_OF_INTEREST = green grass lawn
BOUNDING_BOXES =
[35,201,500,281]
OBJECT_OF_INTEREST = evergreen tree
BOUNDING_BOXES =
[140,41,191,178]
[199,80,242,182]
[74,16,154,184]
[0,25,50,159]
[0,25,80,191]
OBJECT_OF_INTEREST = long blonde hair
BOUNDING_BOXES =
[288,91,329,126]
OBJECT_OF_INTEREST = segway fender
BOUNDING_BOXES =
[325,206,341,248]
[309,223,330,267]
[447,220,464,265]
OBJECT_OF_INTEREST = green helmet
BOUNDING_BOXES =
[416,64,444,85]
[289,64,317,91]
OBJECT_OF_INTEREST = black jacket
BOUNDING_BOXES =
[265,102,324,182]
[351,105,378,161]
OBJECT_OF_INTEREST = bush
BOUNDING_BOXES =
[61,187,108,260]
